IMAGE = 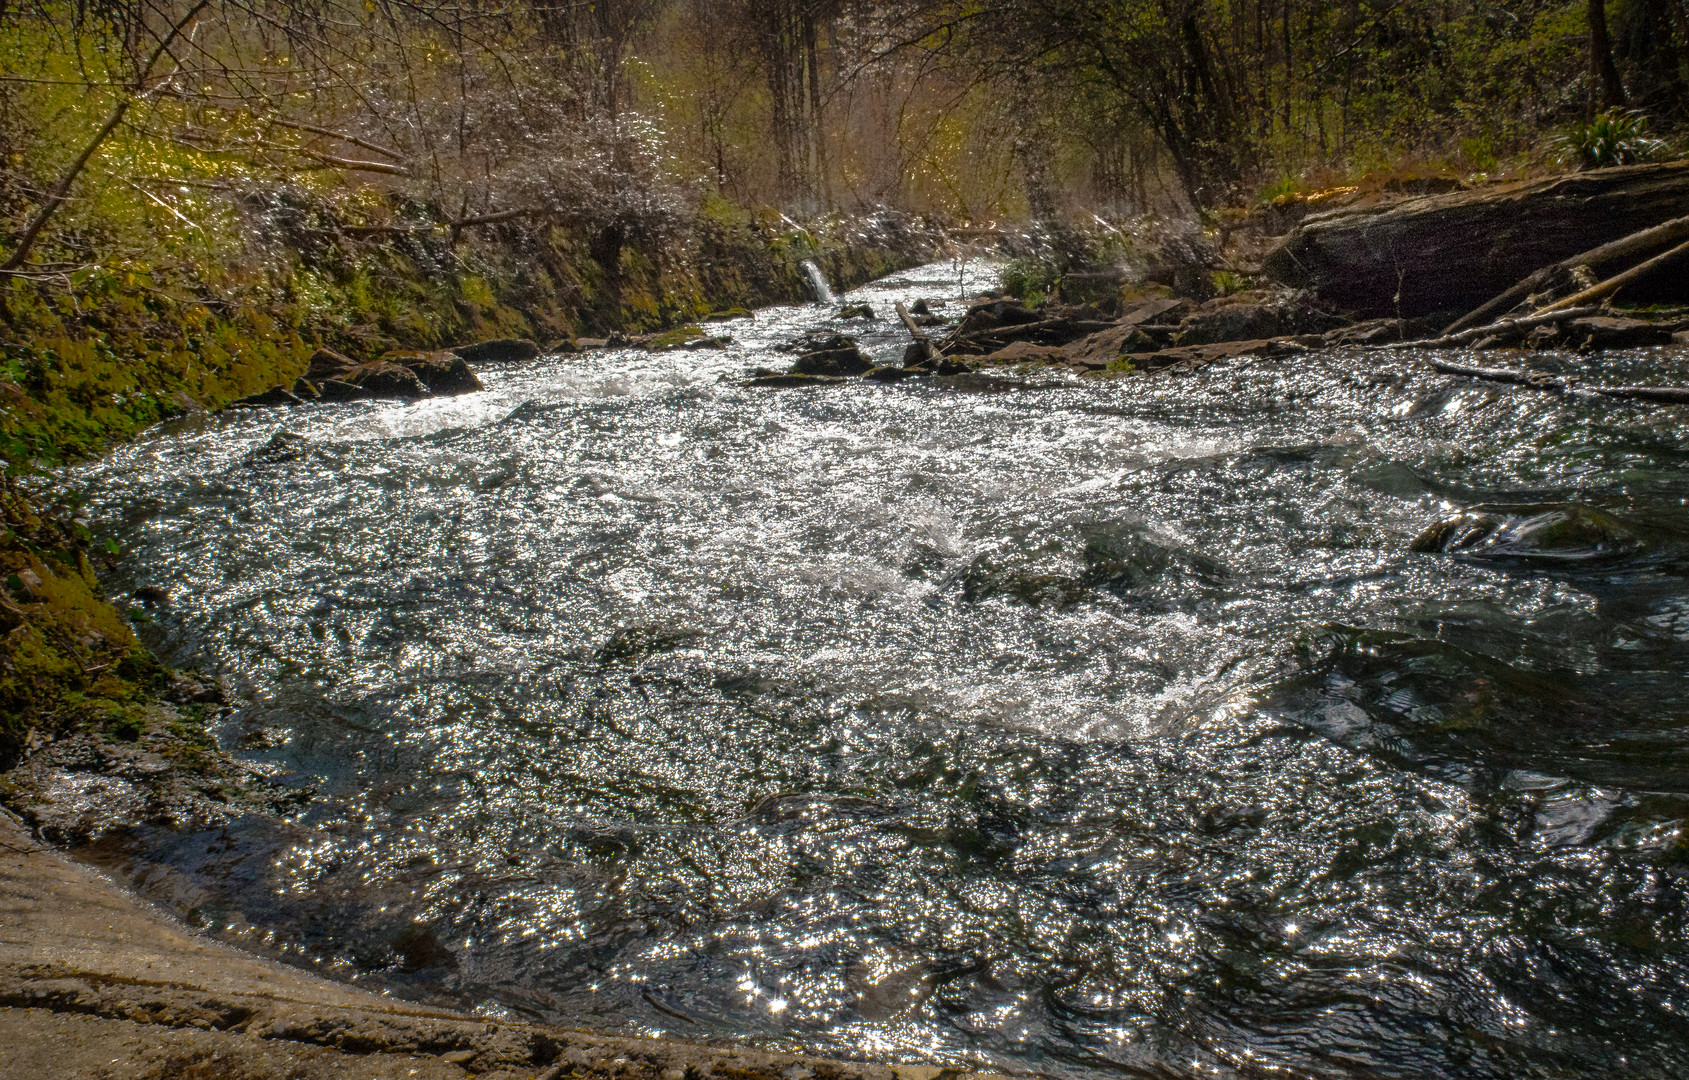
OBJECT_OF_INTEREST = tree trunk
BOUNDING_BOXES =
[1589,0,1628,114]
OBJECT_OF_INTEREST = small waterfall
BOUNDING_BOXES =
[800,259,836,304]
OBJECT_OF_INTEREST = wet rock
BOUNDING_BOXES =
[132,584,169,608]
[310,378,369,402]
[745,373,848,388]
[909,298,934,315]
[1410,503,1645,562]
[294,348,433,400]
[384,350,485,395]
[1321,319,1399,345]
[977,341,1069,365]
[952,299,1041,338]
[1089,337,1310,374]
[230,385,306,408]
[863,366,922,383]
[791,344,872,377]
[903,354,974,376]
[1177,291,1342,346]
[1674,329,1689,344]
[303,347,358,382]
[941,302,1116,355]
[1566,316,1676,350]
[244,431,311,465]
[1264,161,1689,317]
[453,338,540,364]
[838,303,876,319]
[346,360,431,399]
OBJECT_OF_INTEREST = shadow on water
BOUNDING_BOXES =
[67,263,1689,1078]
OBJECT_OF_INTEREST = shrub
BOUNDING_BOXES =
[1551,111,1670,170]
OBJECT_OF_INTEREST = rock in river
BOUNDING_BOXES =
[1410,503,1646,563]
[453,337,540,364]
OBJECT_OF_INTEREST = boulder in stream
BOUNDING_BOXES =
[383,350,485,395]
[789,334,872,377]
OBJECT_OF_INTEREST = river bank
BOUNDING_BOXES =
[0,807,1009,1080]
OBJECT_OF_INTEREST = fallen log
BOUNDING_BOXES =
[1429,359,1689,404]
[895,301,937,364]
[1536,239,1689,314]
[1388,306,1602,349]
[1442,214,1689,334]
[1263,161,1689,317]
[1430,358,1565,388]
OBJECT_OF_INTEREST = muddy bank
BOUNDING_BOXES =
[0,809,1006,1080]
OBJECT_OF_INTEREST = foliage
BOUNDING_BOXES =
[1550,110,1673,169]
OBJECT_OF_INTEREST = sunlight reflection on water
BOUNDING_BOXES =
[77,260,1689,1079]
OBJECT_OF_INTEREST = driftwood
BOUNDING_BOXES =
[895,301,937,363]
[1389,306,1602,349]
[1430,358,1689,404]
[1442,214,1689,334]
[1536,238,1689,314]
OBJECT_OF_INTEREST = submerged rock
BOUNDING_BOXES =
[863,366,922,383]
[599,625,705,664]
[1410,503,1646,562]
[243,430,311,465]
[745,373,848,388]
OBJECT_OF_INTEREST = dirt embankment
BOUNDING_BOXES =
[0,809,1006,1080]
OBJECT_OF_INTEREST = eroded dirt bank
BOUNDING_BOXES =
[0,810,1004,1080]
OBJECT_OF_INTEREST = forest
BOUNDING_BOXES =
[1,0,1686,278]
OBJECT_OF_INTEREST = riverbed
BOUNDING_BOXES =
[76,261,1689,1079]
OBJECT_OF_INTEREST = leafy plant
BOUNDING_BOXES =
[999,257,1060,303]
[1551,111,1670,170]
[1210,269,1249,296]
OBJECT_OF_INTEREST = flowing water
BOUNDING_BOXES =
[75,261,1689,1078]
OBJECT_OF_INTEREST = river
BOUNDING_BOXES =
[76,261,1689,1078]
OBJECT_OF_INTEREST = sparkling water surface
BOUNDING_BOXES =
[77,261,1689,1078]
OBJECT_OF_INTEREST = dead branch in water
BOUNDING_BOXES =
[1429,358,1689,404]
[1392,306,1603,349]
